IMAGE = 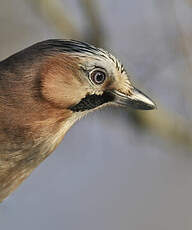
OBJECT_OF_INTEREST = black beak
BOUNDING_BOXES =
[110,88,156,110]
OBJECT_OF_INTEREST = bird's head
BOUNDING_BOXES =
[39,39,156,116]
[0,39,156,202]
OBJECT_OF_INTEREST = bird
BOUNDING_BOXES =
[0,39,156,202]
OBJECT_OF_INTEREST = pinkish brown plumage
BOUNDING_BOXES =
[0,39,156,202]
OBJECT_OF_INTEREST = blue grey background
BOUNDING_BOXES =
[0,0,192,229]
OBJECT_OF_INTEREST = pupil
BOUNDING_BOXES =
[91,70,106,84]
[95,72,104,82]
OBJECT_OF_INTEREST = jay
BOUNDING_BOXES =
[0,40,155,202]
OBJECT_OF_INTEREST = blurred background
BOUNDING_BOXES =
[0,0,192,229]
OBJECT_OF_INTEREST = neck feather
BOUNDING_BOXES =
[0,113,78,202]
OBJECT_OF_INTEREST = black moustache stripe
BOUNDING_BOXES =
[69,92,114,112]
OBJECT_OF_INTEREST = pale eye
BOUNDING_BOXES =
[90,70,106,85]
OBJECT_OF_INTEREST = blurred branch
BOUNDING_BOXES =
[31,0,82,39]
[80,0,105,46]
[30,0,105,45]
[136,109,192,151]
[29,0,192,151]
[173,1,192,83]
[186,0,192,7]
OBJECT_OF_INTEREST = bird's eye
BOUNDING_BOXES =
[90,70,106,85]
